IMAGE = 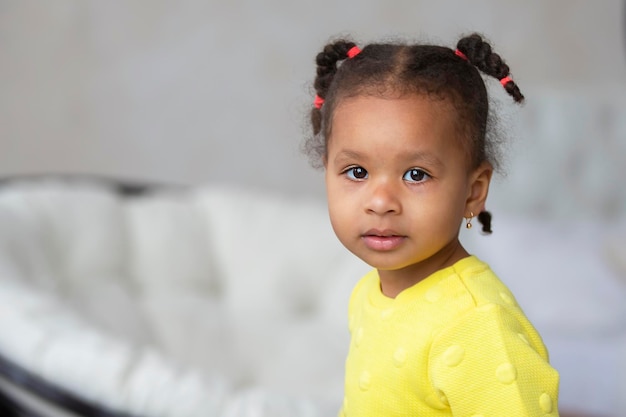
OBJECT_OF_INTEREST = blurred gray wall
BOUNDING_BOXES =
[1,0,625,218]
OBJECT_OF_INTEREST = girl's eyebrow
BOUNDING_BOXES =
[333,149,364,165]
[403,151,445,168]
[333,149,444,168]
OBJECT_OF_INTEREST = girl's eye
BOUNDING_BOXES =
[345,166,368,180]
[403,168,430,183]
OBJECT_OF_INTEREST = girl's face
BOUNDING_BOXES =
[324,94,491,291]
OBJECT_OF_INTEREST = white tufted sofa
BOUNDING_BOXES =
[0,177,624,417]
[0,177,370,417]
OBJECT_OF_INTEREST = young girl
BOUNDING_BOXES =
[305,33,560,416]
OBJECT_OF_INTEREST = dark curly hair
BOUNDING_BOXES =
[304,33,524,234]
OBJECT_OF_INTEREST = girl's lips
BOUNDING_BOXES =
[361,230,406,251]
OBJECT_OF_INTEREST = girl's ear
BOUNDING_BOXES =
[465,161,493,215]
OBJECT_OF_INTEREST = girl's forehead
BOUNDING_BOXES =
[327,95,467,162]
[333,92,457,121]
[330,94,458,137]
[327,95,470,166]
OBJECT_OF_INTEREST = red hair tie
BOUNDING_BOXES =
[313,45,361,109]
[347,46,361,59]
[499,76,513,87]
[455,49,468,61]
[314,94,325,109]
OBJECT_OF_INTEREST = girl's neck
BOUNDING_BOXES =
[377,240,469,299]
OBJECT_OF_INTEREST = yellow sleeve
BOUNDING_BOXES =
[339,274,371,417]
[429,303,560,417]
[347,272,371,333]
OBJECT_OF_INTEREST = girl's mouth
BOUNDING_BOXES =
[361,229,406,251]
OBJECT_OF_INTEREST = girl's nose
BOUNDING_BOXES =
[365,180,402,215]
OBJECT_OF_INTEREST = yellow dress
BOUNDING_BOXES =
[340,256,560,417]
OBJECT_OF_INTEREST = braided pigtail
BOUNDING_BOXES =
[311,40,359,135]
[455,33,524,234]
[477,211,493,235]
[456,33,524,103]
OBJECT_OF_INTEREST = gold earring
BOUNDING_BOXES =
[465,212,474,229]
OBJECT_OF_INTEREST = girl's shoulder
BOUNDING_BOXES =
[452,255,519,310]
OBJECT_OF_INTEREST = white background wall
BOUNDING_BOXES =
[1,0,625,219]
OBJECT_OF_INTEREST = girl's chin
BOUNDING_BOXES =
[355,255,418,272]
